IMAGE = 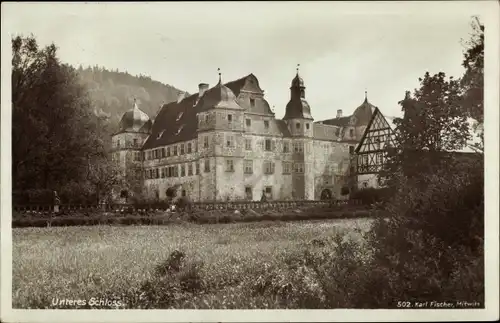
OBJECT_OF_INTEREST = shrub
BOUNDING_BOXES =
[350,187,393,206]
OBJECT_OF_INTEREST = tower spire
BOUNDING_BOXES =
[364,89,368,102]
[296,63,300,75]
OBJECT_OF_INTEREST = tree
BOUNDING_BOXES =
[389,72,471,181]
[86,154,121,204]
[460,17,484,152]
[461,17,484,124]
[12,35,104,193]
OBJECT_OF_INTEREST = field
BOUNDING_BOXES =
[12,218,373,309]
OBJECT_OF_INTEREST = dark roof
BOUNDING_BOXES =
[320,116,351,127]
[142,78,250,149]
[275,119,292,137]
[284,98,313,120]
[142,92,200,149]
[225,76,247,97]
[291,73,304,88]
[116,101,152,134]
[352,97,376,126]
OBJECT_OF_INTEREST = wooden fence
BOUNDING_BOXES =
[13,199,362,214]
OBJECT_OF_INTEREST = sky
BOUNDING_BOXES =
[3,2,480,121]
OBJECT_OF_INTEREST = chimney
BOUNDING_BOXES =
[336,109,343,118]
[177,92,185,103]
[198,83,209,97]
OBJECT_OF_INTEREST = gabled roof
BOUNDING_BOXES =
[141,74,274,149]
[355,107,396,154]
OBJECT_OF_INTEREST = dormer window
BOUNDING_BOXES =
[176,112,184,121]
[157,130,165,139]
[175,125,184,135]
[250,98,255,107]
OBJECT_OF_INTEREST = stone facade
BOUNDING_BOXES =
[112,73,377,202]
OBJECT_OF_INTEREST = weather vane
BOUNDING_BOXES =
[218,68,221,83]
[296,63,300,74]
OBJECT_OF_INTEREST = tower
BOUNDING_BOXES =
[112,99,152,202]
[283,65,315,200]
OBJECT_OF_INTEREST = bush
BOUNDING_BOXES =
[13,189,54,205]
[350,187,393,206]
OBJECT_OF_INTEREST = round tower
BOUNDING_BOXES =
[111,99,152,202]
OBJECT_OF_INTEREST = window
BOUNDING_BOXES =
[134,152,141,161]
[179,144,184,155]
[283,141,290,153]
[133,138,138,146]
[226,135,234,147]
[294,162,304,173]
[141,152,145,161]
[264,161,275,174]
[187,142,192,153]
[182,190,187,197]
[250,98,255,107]
[306,123,310,130]
[204,136,209,148]
[350,129,354,137]
[245,138,252,150]
[167,147,171,157]
[296,122,300,129]
[245,186,253,200]
[153,150,158,159]
[204,159,210,172]
[188,163,193,176]
[161,168,166,178]
[349,145,355,154]
[375,138,381,149]
[196,161,200,175]
[194,141,198,152]
[283,162,292,174]
[227,114,233,123]
[265,186,273,199]
[117,140,121,148]
[135,169,141,180]
[244,160,253,174]
[226,159,234,172]
[264,120,269,129]
[173,146,178,155]
[156,168,160,178]
[294,142,304,153]
[181,164,186,177]
[161,148,166,158]
[246,118,251,127]
[175,125,184,135]
[265,139,272,151]
[204,114,209,124]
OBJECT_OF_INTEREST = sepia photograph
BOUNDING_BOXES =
[1,1,498,322]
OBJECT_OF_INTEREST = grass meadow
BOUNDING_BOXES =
[12,218,374,309]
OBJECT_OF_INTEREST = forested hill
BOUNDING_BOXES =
[77,66,187,124]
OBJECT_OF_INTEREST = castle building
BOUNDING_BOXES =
[111,70,379,202]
